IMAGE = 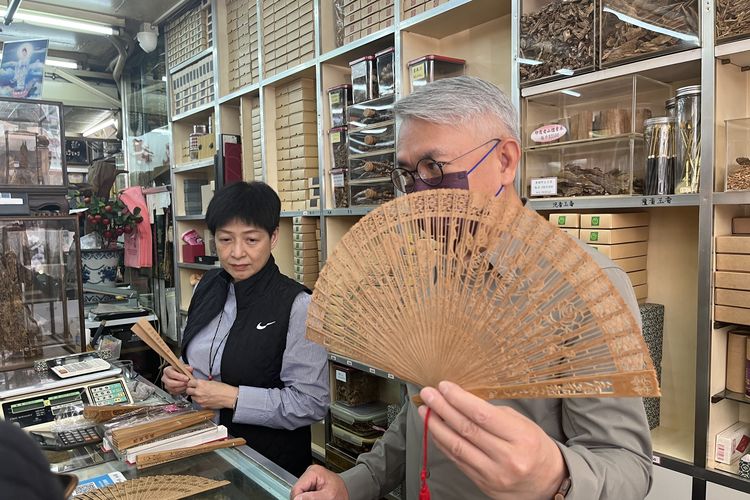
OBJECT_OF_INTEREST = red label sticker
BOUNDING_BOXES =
[737,434,750,454]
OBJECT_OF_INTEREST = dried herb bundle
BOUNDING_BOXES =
[520,0,595,83]
[717,1,750,42]
[555,164,631,197]
[601,0,699,65]
[727,158,750,191]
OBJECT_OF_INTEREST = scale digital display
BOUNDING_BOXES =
[2,388,89,428]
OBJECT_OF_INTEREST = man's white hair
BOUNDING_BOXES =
[394,76,519,141]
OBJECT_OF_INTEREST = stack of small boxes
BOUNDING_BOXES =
[262,0,315,77]
[226,0,259,92]
[337,0,395,47]
[550,212,650,302]
[402,0,451,19]
[293,216,320,288]
[171,56,215,116]
[165,0,213,69]
[250,98,263,181]
[715,217,750,326]
[276,78,319,211]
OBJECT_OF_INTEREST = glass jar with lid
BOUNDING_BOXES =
[674,85,700,194]
[643,117,675,195]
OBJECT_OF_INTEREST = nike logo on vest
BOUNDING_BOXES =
[256,321,276,330]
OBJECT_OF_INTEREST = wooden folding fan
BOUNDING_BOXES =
[74,475,229,500]
[307,189,659,400]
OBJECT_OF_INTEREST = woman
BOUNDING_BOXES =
[162,181,329,476]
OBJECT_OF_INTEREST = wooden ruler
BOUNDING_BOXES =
[83,404,146,423]
[111,410,215,450]
[136,438,246,470]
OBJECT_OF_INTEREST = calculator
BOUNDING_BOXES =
[47,354,111,379]
[31,425,102,451]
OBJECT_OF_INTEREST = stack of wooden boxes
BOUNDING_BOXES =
[226,0,259,91]
[171,56,215,117]
[402,0,451,19]
[715,217,750,326]
[262,0,315,76]
[293,216,320,288]
[165,0,212,68]
[550,212,650,302]
[250,98,262,181]
[276,79,319,211]
[338,0,395,46]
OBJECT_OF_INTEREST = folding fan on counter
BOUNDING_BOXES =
[307,189,659,400]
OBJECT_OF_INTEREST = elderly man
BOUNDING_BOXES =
[291,76,652,500]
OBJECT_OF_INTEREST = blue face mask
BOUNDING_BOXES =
[412,141,504,196]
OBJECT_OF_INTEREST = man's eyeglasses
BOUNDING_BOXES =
[390,138,502,193]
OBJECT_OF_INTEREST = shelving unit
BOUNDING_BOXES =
[159,1,750,497]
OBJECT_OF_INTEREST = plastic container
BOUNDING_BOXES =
[331,168,350,208]
[349,55,378,104]
[325,443,356,472]
[375,47,395,96]
[675,85,700,194]
[347,95,395,128]
[600,0,700,67]
[519,0,595,85]
[327,84,352,128]
[408,54,465,92]
[349,123,395,156]
[330,401,388,437]
[189,125,208,161]
[725,118,750,191]
[717,0,750,44]
[329,127,348,170]
[350,152,395,181]
[332,363,378,405]
[350,179,396,206]
[331,424,380,456]
[665,98,676,120]
[643,117,675,195]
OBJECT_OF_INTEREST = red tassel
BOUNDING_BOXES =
[419,407,431,500]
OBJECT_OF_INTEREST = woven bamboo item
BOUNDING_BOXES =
[75,475,229,499]
[307,189,660,399]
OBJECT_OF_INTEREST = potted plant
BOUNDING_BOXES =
[72,193,143,285]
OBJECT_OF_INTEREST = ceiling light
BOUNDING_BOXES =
[46,57,78,69]
[4,0,22,25]
[8,10,117,36]
[82,117,117,137]
[560,89,582,98]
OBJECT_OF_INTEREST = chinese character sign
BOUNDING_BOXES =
[0,39,49,99]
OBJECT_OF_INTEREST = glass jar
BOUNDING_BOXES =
[717,0,750,44]
[675,85,700,194]
[665,98,676,120]
[643,117,675,195]
[189,124,207,161]
[725,118,750,191]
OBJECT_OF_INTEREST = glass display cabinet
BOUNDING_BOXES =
[0,216,84,371]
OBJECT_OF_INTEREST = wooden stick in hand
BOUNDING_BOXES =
[131,319,194,380]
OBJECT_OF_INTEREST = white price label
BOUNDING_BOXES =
[530,177,558,196]
[332,172,345,188]
[335,369,347,383]
[330,131,341,144]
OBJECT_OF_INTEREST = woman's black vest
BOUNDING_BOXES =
[182,257,312,476]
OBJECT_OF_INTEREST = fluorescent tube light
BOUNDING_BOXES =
[10,10,117,35]
[560,89,582,98]
[46,57,78,69]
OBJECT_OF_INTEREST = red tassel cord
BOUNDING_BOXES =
[419,407,432,500]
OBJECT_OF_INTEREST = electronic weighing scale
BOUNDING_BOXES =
[0,352,133,432]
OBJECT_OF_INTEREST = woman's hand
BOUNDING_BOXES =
[161,365,193,396]
[186,378,240,410]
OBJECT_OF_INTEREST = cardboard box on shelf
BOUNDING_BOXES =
[288,111,317,125]
[580,213,650,229]
[716,236,750,254]
[293,232,318,242]
[290,134,312,149]
[589,241,648,259]
[734,217,750,235]
[290,200,306,210]
[716,305,750,325]
[293,223,317,234]
[549,213,580,228]
[717,254,750,273]
[627,270,647,287]
[295,263,320,274]
[715,421,750,465]
[716,288,750,308]
[288,145,319,159]
[306,198,320,210]
[294,248,318,259]
[633,283,647,301]
[560,228,579,238]
[579,227,649,245]
[715,272,750,291]
[613,255,648,273]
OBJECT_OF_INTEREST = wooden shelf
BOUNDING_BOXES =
[168,48,213,75]
[172,101,216,122]
[173,158,214,173]
[177,262,219,271]
[400,0,510,38]
[711,389,750,405]
[527,194,700,211]
[175,214,205,221]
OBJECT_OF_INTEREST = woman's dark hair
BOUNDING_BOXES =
[206,181,280,236]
